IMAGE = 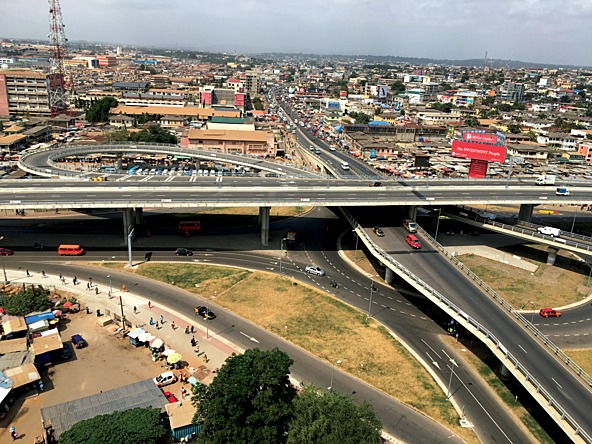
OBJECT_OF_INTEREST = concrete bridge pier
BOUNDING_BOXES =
[259,206,270,246]
[499,364,511,379]
[134,207,143,225]
[547,246,558,265]
[123,208,135,244]
[406,205,418,221]
[384,268,394,285]
[518,204,535,223]
[116,154,123,171]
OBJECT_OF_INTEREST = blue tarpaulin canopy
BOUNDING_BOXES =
[368,120,391,127]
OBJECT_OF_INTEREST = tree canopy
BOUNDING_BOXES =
[85,97,118,123]
[109,125,177,144]
[347,111,371,124]
[2,286,51,316]
[192,348,296,444]
[59,407,168,444]
[287,386,382,444]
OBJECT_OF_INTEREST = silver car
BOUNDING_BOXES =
[305,265,326,276]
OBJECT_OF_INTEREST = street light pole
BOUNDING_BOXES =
[530,302,536,324]
[368,281,375,317]
[329,359,341,391]
[353,230,359,261]
[128,227,135,267]
[107,274,112,298]
[570,210,578,234]
[447,358,458,399]
[434,209,442,242]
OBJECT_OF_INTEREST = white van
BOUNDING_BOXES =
[537,226,561,237]
[341,162,350,171]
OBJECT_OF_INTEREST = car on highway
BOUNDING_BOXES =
[71,334,88,349]
[195,306,216,319]
[403,219,418,233]
[0,248,14,256]
[369,182,382,187]
[305,265,326,276]
[478,212,497,220]
[537,226,561,237]
[163,391,178,403]
[539,308,561,317]
[153,371,177,387]
[175,248,193,256]
[373,226,385,237]
[406,234,422,249]
[556,187,570,196]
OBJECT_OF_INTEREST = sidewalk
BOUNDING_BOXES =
[4,269,243,384]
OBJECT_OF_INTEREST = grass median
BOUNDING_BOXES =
[104,262,477,443]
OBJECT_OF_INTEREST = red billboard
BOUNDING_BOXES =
[468,158,488,178]
[451,140,507,163]
[463,131,499,144]
[234,93,245,107]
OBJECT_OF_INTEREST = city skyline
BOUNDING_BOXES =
[1,0,592,66]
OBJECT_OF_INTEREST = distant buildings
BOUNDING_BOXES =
[0,70,51,117]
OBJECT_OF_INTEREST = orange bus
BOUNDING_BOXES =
[58,244,85,256]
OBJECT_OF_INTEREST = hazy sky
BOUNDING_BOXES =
[2,0,592,66]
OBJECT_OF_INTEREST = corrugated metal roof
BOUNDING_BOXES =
[40,379,168,439]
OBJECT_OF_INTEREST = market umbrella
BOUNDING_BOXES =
[52,310,62,317]
[137,332,153,343]
[162,349,176,356]
[166,353,182,364]
[150,338,164,349]
[63,301,74,308]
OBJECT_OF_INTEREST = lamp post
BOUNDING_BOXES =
[368,280,376,317]
[107,274,112,298]
[128,227,135,267]
[570,209,578,234]
[434,208,442,242]
[447,358,458,399]
[353,230,359,261]
[530,302,536,324]
[328,359,341,391]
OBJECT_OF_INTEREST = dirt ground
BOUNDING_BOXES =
[0,311,200,442]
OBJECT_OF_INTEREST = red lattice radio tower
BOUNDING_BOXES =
[48,0,70,116]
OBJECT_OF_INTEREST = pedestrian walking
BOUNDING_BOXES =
[73,276,78,285]
[149,317,154,325]
[180,386,187,399]
[42,270,47,278]
[10,425,17,440]
[155,321,159,329]
[202,354,208,363]
[196,343,200,353]
[85,307,90,314]
[89,277,93,286]
[95,287,99,295]
[61,276,66,284]
[190,336,196,347]
[59,273,63,280]
[184,325,190,334]
[171,321,176,330]
[26,269,30,277]
[190,325,195,334]
[160,315,164,324]
[133,306,137,314]
[86,282,91,290]
[148,301,152,309]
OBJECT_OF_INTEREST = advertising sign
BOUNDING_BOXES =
[451,140,507,163]
[370,149,377,159]
[327,101,340,110]
[378,85,389,99]
[468,158,488,178]
[463,131,498,144]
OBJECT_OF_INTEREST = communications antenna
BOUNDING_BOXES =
[48,0,70,116]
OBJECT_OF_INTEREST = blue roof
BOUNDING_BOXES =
[25,311,55,325]
[368,120,391,127]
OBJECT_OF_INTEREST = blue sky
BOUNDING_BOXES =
[1,0,591,66]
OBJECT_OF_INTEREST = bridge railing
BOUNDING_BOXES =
[340,207,592,443]
[449,205,592,253]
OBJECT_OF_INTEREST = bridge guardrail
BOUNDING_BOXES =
[340,207,592,443]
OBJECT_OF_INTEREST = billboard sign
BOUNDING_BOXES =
[378,85,389,99]
[463,131,498,145]
[451,140,507,163]
[327,101,340,109]
[468,158,488,178]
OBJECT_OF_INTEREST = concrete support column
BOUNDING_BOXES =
[116,154,123,171]
[518,204,535,223]
[547,246,558,265]
[259,206,270,246]
[384,268,394,285]
[123,208,135,244]
[499,364,511,378]
[406,206,417,220]
[134,207,143,225]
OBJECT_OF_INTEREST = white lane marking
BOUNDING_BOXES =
[518,345,527,354]
[551,378,563,389]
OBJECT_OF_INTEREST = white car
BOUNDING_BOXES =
[153,371,177,387]
[538,226,561,237]
[478,212,497,221]
[305,265,326,276]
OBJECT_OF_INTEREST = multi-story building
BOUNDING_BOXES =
[578,141,592,164]
[0,70,51,117]
[499,82,525,101]
[181,128,274,156]
[96,55,118,68]
[244,70,259,97]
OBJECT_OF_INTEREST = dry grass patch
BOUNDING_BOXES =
[565,349,592,376]
[458,254,590,308]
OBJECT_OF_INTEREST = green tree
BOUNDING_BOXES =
[287,386,382,444]
[85,97,118,123]
[59,407,168,444]
[389,81,405,93]
[348,111,371,124]
[507,123,522,134]
[252,97,264,111]
[128,125,177,144]
[3,286,51,316]
[497,103,512,112]
[464,117,480,128]
[192,348,296,444]
[527,131,538,142]
[136,113,161,125]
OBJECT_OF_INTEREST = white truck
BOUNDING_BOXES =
[537,226,561,237]
[535,174,556,186]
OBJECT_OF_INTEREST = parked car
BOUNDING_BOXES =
[71,334,88,349]
[195,306,216,320]
[163,391,178,403]
[153,371,177,387]
[539,308,561,318]
[305,265,326,276]
[406,234,422,249]
[175,248,193,256]
[478,212,497,221]
[373,226,385,237]
[0,248,14,256]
